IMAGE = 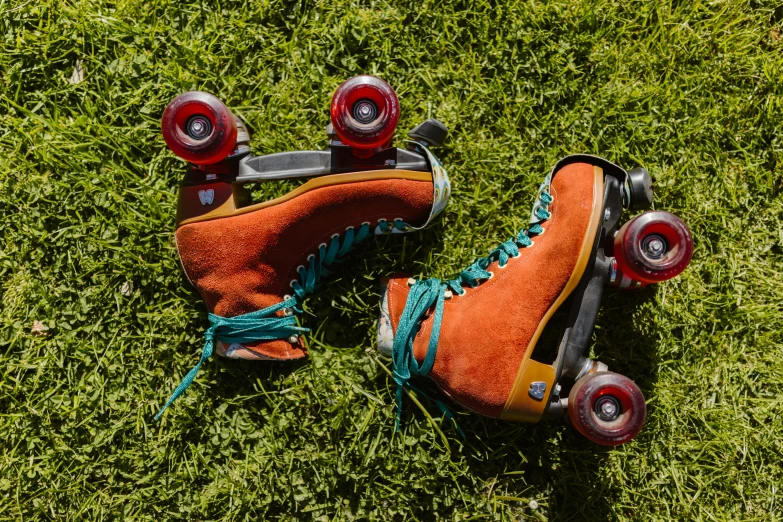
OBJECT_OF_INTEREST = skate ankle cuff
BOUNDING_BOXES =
[154,297,307,420]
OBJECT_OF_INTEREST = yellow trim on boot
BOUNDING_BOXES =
[177,169,432,227]
[500,166,605,422]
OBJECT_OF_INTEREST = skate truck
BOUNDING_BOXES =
[155,76,450,419]
[379,156,693,445]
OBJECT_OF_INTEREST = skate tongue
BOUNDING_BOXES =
[376,274,412,357]
[377,281,395,357]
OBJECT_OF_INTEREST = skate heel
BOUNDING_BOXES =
[175,173,248,225]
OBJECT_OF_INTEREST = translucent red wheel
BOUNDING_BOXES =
[330,75,399,150]
[161,91,238,165]
[613,210,693,285]
[568,372,646,446]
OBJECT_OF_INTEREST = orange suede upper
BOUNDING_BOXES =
[386,162,598,417]
[177,176,433,360]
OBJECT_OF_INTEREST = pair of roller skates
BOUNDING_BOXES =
[156,76,693,446]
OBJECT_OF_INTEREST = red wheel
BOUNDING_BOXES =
[568,372,646,446]
[330,75,399,150]
[161,91,238,165]
[613,210,693,285]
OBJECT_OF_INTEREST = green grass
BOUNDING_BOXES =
[1,0,782,519]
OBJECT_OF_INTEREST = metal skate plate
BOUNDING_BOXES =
[236,146,430,182]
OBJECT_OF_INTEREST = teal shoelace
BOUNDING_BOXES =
[156,218,406,420]
[391,183,554,429]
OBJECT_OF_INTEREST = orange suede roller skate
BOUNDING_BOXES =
[155,75,450,419]
[379,155,693,445]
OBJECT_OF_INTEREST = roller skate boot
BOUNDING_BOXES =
[155,76,451,418]
[378,155,693,445]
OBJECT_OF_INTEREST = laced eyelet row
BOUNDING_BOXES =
[287,218,405,294]
[433,191,554,298]
[390,180,556,433]
[378,217,407,233]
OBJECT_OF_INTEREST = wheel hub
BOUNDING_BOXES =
[594,395,621,421]
[185,115,212,140]
[352,99,378,124]
[641,234,667,259]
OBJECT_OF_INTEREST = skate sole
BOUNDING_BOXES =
[177,169,432,226]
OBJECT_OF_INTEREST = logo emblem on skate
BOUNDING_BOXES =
[528,381,547,401]
[198,189,214,206]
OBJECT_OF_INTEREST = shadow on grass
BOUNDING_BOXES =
[357,282,660,520]
[453,284,661,521]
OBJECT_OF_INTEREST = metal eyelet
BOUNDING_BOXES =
[289,280,298,288]
[537,188,553,207]
[288,335,299,344]
[332,233,340,240]
[485,272,495,280]
[319,242,327,250]
[444,289,453,299]
[283,294,294,316]
[407,277,417,287]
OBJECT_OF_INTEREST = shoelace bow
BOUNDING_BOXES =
[390,189,554,430]
[155,218,406,420]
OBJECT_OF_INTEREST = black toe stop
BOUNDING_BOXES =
[407,119,448,147]
[627,167,654,210]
